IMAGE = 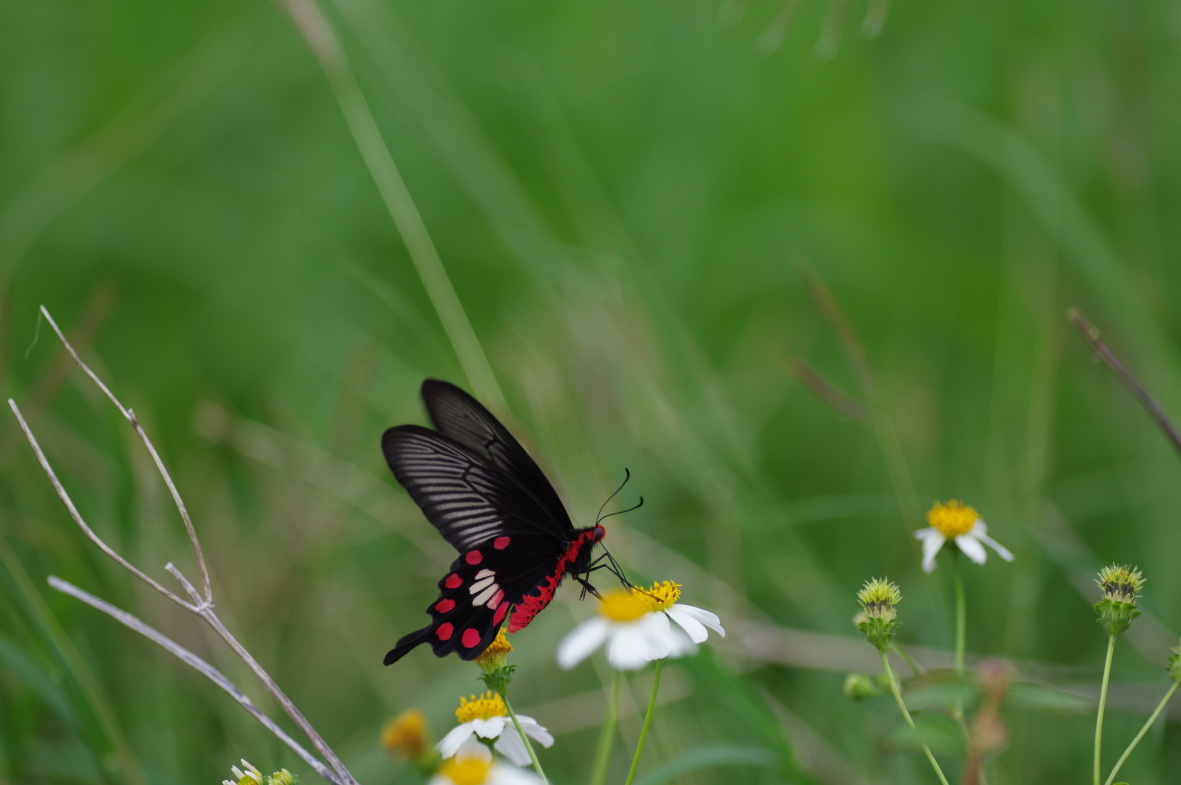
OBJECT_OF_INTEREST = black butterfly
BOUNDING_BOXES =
[382,379,626,664]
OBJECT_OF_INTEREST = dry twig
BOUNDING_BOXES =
[10,306,358,785]
[1067,307,1181,458]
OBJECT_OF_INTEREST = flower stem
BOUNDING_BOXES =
[504,697,547,783]
[1094,634,1116,785]
[589,670,622,785]
[1104,681,1180,785]
[891,643,926,677]
[880,649,950,785]
[952,554,966,721]
[623,660,663,785]
[953,554,966,675]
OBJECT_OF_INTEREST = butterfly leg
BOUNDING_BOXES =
[585,549,632,588]
[573,574,602,600]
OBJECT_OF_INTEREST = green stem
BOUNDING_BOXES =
[589,671,622,785]
[891,643,926,678]
[504,697,547,783]
[623,660,663,785]
[1102,676,1177,785]
[881,650,950,785]
[1094,635,1116,785]
[953,554,966,675]
[952,555,967,721]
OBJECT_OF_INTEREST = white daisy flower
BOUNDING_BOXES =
[914,500,1014,574]
[437,691,553,767]
[428,757,542,785]
[557,581,725,671]
[222,760,262,785]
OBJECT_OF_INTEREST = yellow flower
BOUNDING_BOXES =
[438,692,552,766]
[428,758,541,785]
[382,709,429,760]
[914,500,1013,573]
[557,580,724,670]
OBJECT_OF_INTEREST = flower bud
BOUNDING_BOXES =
[856,578,902,652]
[1094,564,1145,636]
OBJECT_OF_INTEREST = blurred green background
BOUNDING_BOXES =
[3,0,1180,782]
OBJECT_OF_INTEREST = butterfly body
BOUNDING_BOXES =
[382,380,611,664]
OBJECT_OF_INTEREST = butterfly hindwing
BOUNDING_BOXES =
[383,538,564,664]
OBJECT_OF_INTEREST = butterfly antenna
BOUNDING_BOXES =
[595,468,635,524]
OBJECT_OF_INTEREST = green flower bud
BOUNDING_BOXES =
[856,578,902,652]
[475,630,516,695]
[1094,564,1145,636]
[843,672,888,699]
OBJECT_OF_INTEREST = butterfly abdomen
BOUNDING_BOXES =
[508,525,605,632]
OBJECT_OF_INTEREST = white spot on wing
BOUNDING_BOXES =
[472,583,500,606]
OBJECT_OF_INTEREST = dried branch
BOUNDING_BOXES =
[800,268,876,397]
[12,306,360,785]
[1067,308,1181,458]
[8,398,193,610]
[785,356,867,421]
[47,576,338,784]
[36,304,212,603]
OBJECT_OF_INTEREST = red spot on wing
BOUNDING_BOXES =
[444,574,463,589]
[436,622,454,641]
[487,589,505,610]
[494,603,509,624]
[461,628,482,648]
[493,536,511,550]
[435,599,456,613]
[465,550,483,565]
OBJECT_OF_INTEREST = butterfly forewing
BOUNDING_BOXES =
[420,379,574,532]
[383,425,572,551]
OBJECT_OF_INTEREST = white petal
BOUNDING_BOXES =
[471,716,507,739]
[639,611,675,660]
[515,716,554,748]
[493,730,531,767]
[975,531,1014,562]
[437,723,476,759]
[667,604,725,641]
[454,735,492,762]
[557,618,611,670]
[607,623,659,670]
[487,763,544,785]
[665,628,698,658]
[916,529,945,573]
[955,533,988,565]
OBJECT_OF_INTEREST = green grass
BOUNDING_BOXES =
[3,0,1180,782]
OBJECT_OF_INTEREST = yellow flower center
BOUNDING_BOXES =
[475,629,513,666]
[644,580,682,611]
[599,587,657,622]
[454,691,507,724]
[436,757,493,785]
[381,709,428,758]
[926,500,978,538]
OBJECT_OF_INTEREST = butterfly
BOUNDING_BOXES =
[381,379,628,664]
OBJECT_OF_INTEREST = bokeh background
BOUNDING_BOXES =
[3,0,1180,782]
